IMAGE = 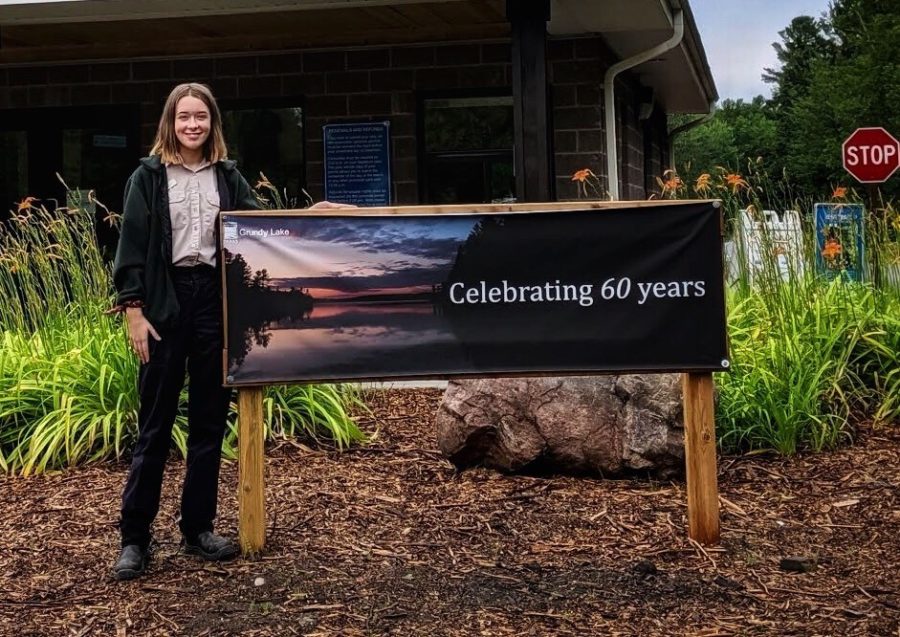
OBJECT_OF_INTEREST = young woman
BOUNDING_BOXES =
[111,83,344,580]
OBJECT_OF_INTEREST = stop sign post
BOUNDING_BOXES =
[842,127,900,183]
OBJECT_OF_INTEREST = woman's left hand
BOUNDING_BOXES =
[309,201,357,210]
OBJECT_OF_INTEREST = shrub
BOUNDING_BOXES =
[717,279,899,454]
[645,163,900,452]
[0,191,366,475]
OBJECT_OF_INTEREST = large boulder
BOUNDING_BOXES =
[435,375,684,477]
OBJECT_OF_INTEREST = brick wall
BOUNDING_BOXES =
[0,36,667,204]
[618,84,645,201]
[548,37,659,201]
[549,38,608,200]
[643,107,670,196]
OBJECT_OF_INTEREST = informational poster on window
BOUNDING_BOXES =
[323,121,391,206]
[814,203,865,281]
[220,201,728,385]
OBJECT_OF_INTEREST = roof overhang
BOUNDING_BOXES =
[549,0,717,113]
[0,0,717,113]
[0,0,467,23]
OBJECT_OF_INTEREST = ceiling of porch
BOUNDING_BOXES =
[0,0,716,112]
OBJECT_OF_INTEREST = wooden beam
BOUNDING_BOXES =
[508,0,551,202]
[0,24,509,64]
[223,199,719,217]
[238,386,266,556]
[0,2,510,65]
[681,372,720,545]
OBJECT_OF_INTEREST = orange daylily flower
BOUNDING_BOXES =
[832,186,848,200]
[821,238,842,260]
[255,171,278,192]
[724,173,748,193]
[17,196,36,212]
[661,174,682,192]
[694,173,712,194]
[571,169,595,183]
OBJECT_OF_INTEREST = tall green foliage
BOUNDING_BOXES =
[0,193,366,475]
[762,15,835,114]
[657,161,900,452]
[719,278,900,454]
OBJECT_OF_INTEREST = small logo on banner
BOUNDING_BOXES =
[223,221,238,244]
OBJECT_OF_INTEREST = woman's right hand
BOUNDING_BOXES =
[125,307,162,364]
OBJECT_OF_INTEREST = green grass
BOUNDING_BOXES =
[680,164,900,454]
[0,191,367,475]
[717,279,899,454]
[4,166,898,471]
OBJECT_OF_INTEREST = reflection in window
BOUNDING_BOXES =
[62,128,131,203]
[0,131,28,215]
[223,107,305,208]
[423,96,515,204]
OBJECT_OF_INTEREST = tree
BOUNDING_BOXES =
[671,98,778,185]
[762,16,835,114]
[676,2,900,198]
[720,97,779,167]
[252,268,270,289]
[777,0,900,196]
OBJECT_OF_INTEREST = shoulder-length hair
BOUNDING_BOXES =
[150,83,228,164]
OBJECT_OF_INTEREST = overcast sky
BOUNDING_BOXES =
[691,0,833,102]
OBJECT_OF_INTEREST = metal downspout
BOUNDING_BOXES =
[604,8,684,200]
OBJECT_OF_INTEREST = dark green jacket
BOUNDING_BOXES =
[112,155,258,328]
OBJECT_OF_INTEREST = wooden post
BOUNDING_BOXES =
[681,372,720,545]
[508,0,551,202]
[238,386,265,556]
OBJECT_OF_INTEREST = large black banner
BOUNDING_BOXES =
[221,202,728,385]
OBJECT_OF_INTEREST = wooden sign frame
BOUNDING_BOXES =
[223,201,723,555]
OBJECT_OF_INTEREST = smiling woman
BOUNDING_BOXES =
[149,84,228,167]
[107,82,353,581]
[174,98,212,159]
[110,82,260,580]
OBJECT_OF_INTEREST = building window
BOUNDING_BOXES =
[0,131,28,215]
[222,104,305,208]
[0,106,138,258]
[421,95,515,204]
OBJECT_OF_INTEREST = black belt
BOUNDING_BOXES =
[172,263,216,276]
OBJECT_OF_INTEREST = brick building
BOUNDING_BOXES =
[0,0,716,214]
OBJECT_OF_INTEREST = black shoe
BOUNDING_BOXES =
[113,544,148,581]
[182,531,239,561]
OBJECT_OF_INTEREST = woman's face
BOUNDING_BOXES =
[174,95,211,155]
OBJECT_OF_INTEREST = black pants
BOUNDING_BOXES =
[120,265,232,549]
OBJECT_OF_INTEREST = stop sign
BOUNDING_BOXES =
[842,127,900,183]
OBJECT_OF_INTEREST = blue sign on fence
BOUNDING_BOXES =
[324,122,391,207]
[814,203,865,282]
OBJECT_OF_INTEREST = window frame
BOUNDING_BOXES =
[219,95,307,205]
[416,88,515,205]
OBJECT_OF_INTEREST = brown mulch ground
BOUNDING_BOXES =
[1,388,898,637]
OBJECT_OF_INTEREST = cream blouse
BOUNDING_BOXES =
[166,161,220,267]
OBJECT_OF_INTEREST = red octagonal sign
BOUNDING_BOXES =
[842,127,900,183]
